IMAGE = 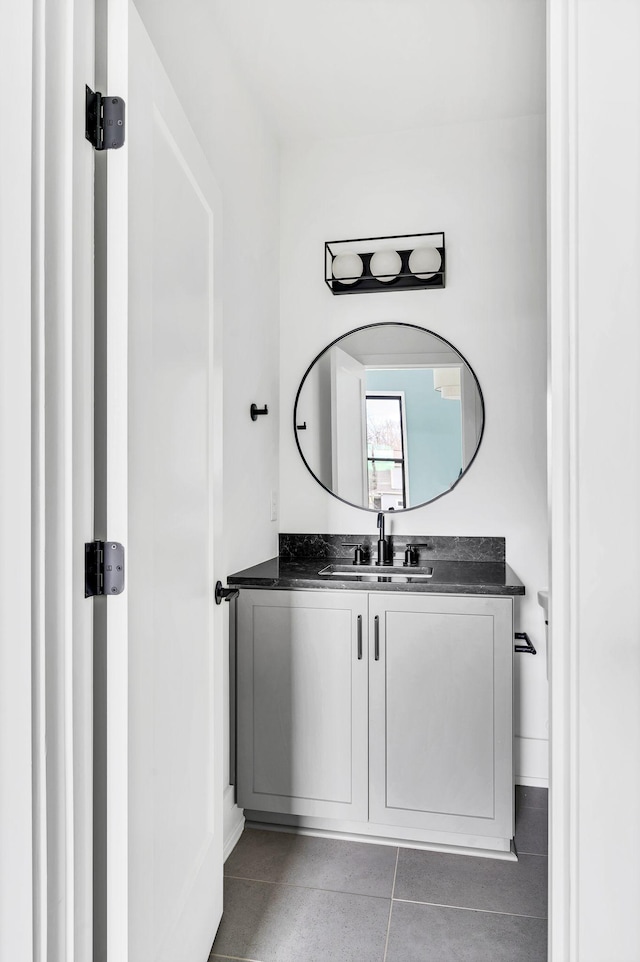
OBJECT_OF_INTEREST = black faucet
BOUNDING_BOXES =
[376,512,389,566]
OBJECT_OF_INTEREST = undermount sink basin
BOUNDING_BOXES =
[318,563,434,581]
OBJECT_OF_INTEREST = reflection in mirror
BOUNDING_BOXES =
[294,323,484,512]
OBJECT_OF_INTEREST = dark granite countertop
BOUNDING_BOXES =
[228,557,525,596]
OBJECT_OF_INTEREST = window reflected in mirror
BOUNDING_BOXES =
[366,392,407,510]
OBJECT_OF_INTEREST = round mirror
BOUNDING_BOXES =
[293,323,484,512]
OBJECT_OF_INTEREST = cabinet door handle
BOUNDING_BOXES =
[374,615,380,661]
[357,614,363,660]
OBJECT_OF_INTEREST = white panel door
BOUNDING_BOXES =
[95,3,224,960]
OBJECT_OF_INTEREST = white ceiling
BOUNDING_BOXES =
[206,0,545,141]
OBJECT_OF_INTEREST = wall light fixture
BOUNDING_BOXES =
[325,231,445,295]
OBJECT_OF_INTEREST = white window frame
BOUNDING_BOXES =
[365,389,411,509]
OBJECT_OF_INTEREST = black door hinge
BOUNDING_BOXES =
[85,86,126,150]
[85,541,125,597]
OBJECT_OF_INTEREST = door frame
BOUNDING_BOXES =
[1,0,95,959]
[548,2,640,959]
[36,0,96,956]
[93,0,129,956]
[5,0,622,959]
[0,2,36,958]
[547,0,577,956]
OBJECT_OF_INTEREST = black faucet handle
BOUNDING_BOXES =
[342,543,366,565]
[403,542,432,566]
[402,545,418,566]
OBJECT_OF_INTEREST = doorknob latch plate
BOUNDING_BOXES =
[85,86,126,151]
[85,541,125,597]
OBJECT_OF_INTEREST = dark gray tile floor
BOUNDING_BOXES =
[515,786,549,857]
[394,848,547,918]
[224,828,398,898]
[210,787,548,962]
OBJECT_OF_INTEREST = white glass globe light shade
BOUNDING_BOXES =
[408,246,442,280]
[332,252,364,285]
[370,249,402,283]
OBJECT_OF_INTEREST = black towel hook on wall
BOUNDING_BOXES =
[514,632,537,654]
[250,403,268,421]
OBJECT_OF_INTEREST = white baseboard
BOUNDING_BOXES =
[223,785,245,861]
[515,736,549,787]
[244,817,517,861]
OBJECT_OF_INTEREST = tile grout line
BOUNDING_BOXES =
[210,955,264,962]
[391,897,547,921]
[224,873,392,901]
[382,847,400,962]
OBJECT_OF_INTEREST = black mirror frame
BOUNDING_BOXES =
[293,322,485,513]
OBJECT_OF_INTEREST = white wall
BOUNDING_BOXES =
[280,116,548,783]
[134,0,280,843]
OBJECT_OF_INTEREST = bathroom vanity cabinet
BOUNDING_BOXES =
[236,587,515,852]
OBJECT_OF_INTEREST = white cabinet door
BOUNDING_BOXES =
[237,590,369,821]
[369,593,514,841]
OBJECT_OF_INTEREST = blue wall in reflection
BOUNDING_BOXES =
[365,368,462,506]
